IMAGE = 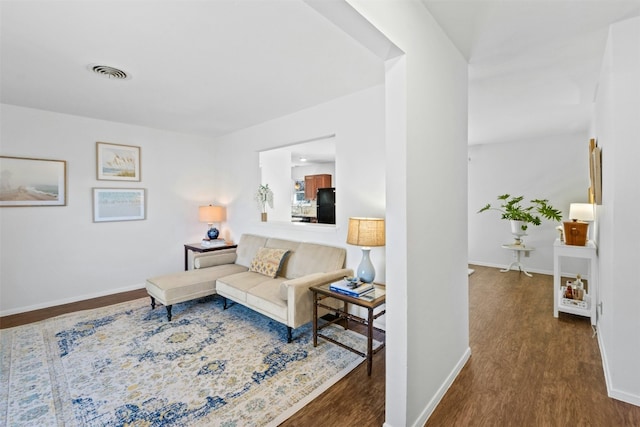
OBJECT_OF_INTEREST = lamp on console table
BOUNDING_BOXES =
[199,205,226,240]
[346,217,385,283]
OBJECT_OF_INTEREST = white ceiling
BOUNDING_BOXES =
[2,0,639,147]
[0,0,384,139]
[423,0,640,145]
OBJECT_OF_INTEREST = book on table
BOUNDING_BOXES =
[201,239,227,247]
[329,280,374,297]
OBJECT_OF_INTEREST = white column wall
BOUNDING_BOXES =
[594,16,640,406]
[346,2,469,426]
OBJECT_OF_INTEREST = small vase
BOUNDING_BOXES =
[261,212,267,222]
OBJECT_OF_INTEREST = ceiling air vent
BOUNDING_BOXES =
[89,64,130,80]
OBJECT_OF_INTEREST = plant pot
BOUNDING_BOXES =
[261,212,267,222]
[510,220,527,236]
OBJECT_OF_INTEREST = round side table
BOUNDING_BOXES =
[500,243,535,277]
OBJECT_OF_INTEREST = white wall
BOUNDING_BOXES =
[209,85,386,278]
[0,104,217,314]
[468,133,591,274]
[594,16,640,406]
[259,148,291,221]
[291,164,335,183]
[346,2,469,426]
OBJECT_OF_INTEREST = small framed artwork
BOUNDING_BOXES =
[93,188,146,222]
[0,156,67,207]
[96,142,141,181]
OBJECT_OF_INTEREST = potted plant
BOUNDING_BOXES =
[255,184,274,221]
[478,194,562,234]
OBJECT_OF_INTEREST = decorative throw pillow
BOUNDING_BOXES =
[249,247,289,278]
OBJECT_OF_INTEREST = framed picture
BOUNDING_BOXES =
[0,156,67,207]
[96,142,141,181]
[93,188,146,222]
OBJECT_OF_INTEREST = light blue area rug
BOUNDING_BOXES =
[1,297,374,426]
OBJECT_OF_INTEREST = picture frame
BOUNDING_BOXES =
[96,142,141,181]
[93,188,146,222]
[0,156,67,207]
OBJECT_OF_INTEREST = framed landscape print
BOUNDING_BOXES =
[93,188,146,222]
[96,142,141,181]
[0,156,67,207]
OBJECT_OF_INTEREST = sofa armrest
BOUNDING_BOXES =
[193,249,238,269]
[281,268,353,329]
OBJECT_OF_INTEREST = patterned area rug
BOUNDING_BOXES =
[1,296,375,426]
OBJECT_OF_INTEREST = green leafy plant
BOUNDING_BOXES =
[478,194,562,231]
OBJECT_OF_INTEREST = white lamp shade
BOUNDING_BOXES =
[347,217,385,247]
[569,203,594,221]
[199,205,226,223]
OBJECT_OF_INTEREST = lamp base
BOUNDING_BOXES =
[357,248,375,283]
[207,227,219,240]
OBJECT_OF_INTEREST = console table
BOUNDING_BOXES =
[553,239,598,327]
[310,283,386,376]
[184,241,237,271]
[501,243,535,277]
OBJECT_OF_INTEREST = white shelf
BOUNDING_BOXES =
[553,239,598,326]
[558,289,590,316]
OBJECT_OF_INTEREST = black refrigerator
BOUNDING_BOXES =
[316,188,335,224]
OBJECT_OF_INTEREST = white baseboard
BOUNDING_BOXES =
[468,260,556,277]
[608,388,640,407]
[0,283,146,317]
[412,346,472,427]
[598,325,640,406]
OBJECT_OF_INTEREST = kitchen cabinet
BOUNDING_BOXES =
[304,174,331,200]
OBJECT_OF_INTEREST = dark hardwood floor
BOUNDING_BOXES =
[2,266,639,426]
[0,289,149,329]
[426,265,640,427]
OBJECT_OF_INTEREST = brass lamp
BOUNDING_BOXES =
[346,217,385,283]
[199,205,226,240]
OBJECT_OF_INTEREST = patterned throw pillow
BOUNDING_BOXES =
[249,248,289,278]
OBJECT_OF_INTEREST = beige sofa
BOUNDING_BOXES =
[145,234,351,342]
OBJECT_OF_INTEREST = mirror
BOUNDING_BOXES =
[259,136,336,224]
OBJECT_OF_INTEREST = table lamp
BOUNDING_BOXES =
[346,217,385,283]
[199,205,226,240]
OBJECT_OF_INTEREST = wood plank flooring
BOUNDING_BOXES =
[426,265,640,426]
[2,266,639,426]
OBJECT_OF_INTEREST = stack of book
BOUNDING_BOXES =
[201,239,227,248]
[329,280,374,297]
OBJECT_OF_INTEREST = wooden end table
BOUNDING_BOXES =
[310,283,386,376]
[183,241,237,271]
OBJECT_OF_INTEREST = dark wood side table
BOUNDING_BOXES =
[183,241,237,271]
[310,283,386,376]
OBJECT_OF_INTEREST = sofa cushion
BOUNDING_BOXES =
[194,250,237,269]
[146,263,247,304]
[286,242,346,278]
[235,234,268,267]
[216,271,283,302]
[249,247,289,278]
[246,282,288,323]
